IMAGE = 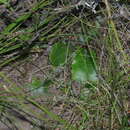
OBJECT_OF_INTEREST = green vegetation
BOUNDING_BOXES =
[0,0,129,129]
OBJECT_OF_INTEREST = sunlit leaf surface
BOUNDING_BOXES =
[71,49,98,82]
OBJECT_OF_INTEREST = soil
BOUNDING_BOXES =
[0,0,129,129]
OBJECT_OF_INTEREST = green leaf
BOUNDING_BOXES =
[0,0,8,4]
[71,49,98,82]
[49,42,69,66]
[26,79,52,96]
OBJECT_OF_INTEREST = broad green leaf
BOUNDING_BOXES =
[71,49,98,82]
[27,79,52,96]
[49,42,69,66]
[0,0,8,4]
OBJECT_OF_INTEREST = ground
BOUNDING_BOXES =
[0,0,129,129]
